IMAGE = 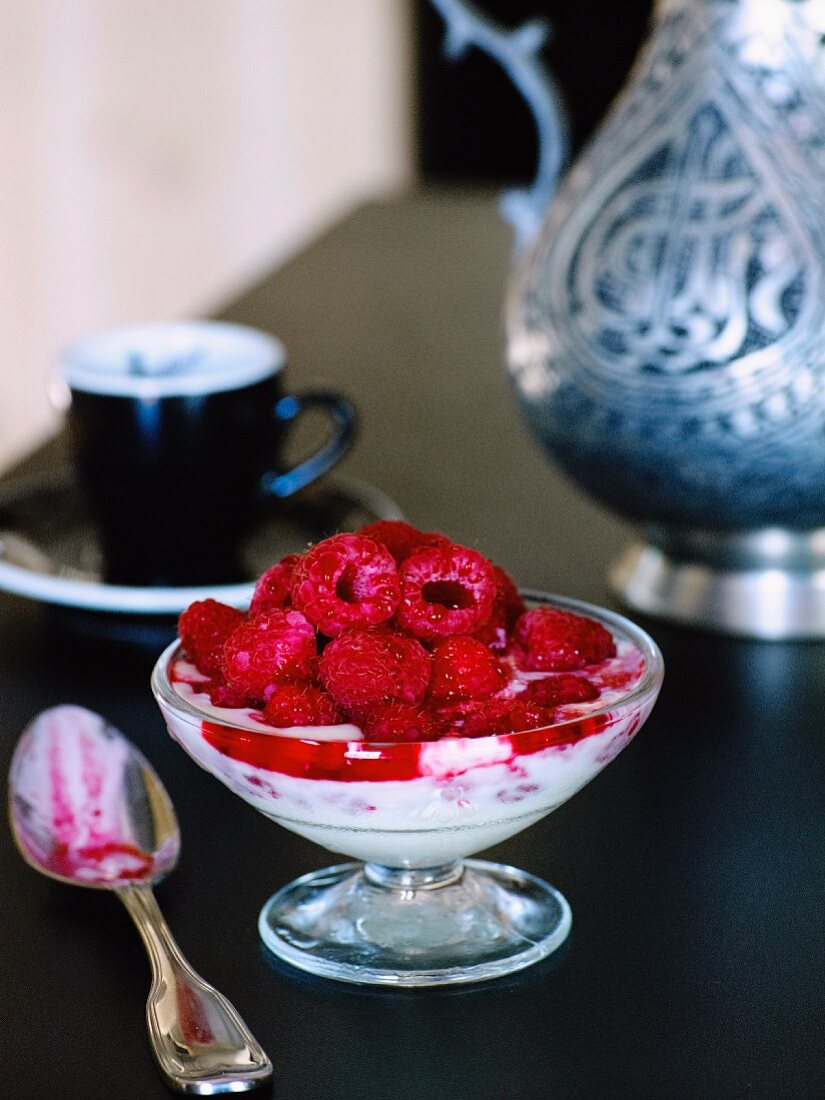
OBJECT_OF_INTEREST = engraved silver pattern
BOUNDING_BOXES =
[508,0,825,529]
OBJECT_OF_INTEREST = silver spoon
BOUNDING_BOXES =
[8,705,273,1095]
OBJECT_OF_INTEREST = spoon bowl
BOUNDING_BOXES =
[9,706,272,1095]
[10,705,179,889]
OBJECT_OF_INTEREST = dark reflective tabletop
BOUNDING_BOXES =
[4,194,824,1099]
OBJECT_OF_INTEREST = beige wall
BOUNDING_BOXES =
[0,0,411,469]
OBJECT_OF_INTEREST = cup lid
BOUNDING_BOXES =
[59,321,285,398]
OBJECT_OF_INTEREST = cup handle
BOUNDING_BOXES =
[260,390,357,499]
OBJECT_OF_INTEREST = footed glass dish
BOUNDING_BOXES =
[152,594,663,986]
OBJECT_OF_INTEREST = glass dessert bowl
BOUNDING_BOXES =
[152,591,663,987]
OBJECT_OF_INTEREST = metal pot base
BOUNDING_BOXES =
[610,527,825,639]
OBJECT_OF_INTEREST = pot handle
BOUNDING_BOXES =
[428,0,569,251]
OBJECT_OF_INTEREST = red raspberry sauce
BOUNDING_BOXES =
[201,712,614,783]
[45,841,154,882]
[39,728,156,881]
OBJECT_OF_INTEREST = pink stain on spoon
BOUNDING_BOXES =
[10,706,172,887]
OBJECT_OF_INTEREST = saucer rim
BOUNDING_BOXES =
[0,472,403,615]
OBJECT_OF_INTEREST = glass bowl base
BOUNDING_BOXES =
[258,858,572,987]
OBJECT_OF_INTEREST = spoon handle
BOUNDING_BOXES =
[118,883,272,1094]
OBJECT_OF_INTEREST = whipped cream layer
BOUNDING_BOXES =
[159,640,652,867]
[159,698,650,865]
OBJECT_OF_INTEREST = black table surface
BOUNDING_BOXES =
[4,192,825,1099]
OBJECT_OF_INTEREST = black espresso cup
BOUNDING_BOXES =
[60,321,356,586]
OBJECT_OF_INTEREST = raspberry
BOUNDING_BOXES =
[514,608,616,672]
[474,566,527,650]
[222,609,317,702]
[263,684,344,728]
[249,554,300,615]
[522,675,600,707]
[396,543,496,640]
[358,521,450,564]
[444,698,556,739]
[361,702,444,743]
[430,637,506,701]
[178,600,244,677]
[318,627,431,712]
[207,680,253,709]
[291,533,400,636]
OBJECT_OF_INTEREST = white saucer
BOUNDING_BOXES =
[0,471,402,615]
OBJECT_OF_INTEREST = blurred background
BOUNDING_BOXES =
[1,0,649,471]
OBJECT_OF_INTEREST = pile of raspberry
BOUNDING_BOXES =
[177,521,616,743]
